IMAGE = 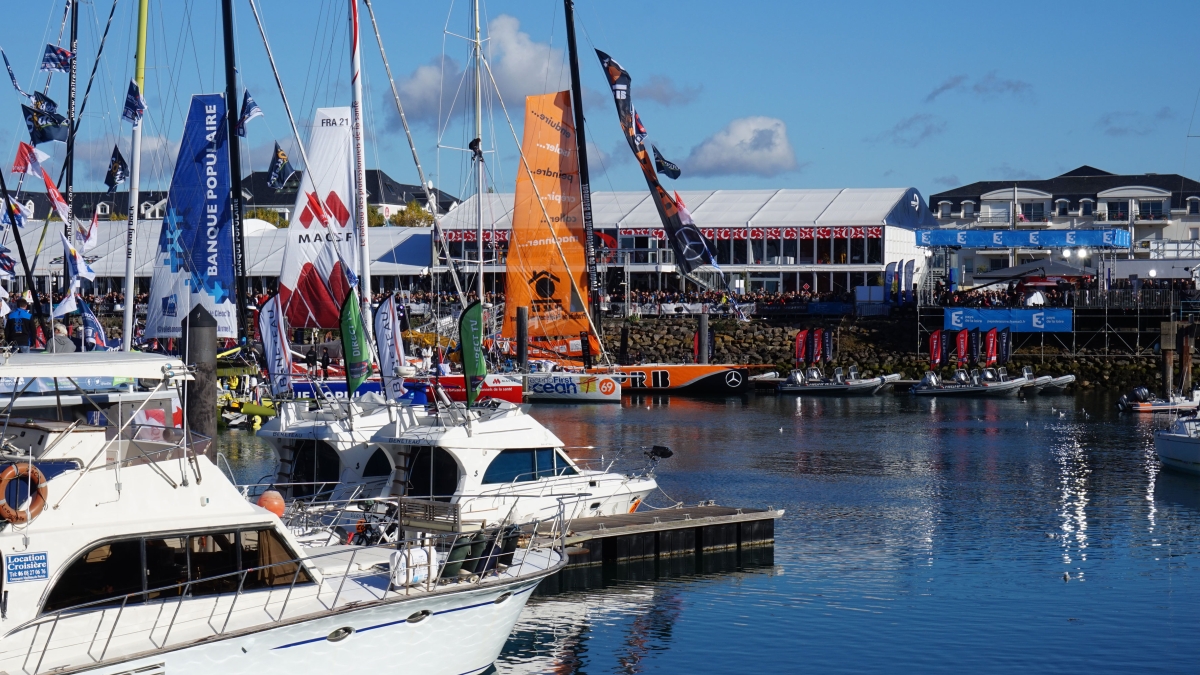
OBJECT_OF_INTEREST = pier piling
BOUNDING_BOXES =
[183,305,218,459]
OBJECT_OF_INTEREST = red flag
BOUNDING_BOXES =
[985,328,998,366]
[930,330,942,367]
[12,142,47,177]
[813,329,824,363]
[795,329,808,365]
[956,329,969,367]
[42,170,69,223]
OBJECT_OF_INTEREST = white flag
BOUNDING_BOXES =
[257,295,293,396]
[52,288,77,317]
[373,295,408,400]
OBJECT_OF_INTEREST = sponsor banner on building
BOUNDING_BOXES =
[916,229,1131,249]
[943,308,1072,333]
[616,226,883,240]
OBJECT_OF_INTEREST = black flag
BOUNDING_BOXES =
[652,145,680,180]
[596,50,716,275]
[266,142,296,190]
[104,146,128,193]
[21,104,68,145]
[32,92,57,114]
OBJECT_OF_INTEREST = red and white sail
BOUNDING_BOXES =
[277,107,359,328]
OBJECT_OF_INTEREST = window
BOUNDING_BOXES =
[1057,202,1069,216]
[962,202,975,217]
[97,202,110,216]
[482,449,536,484]
[799,238,814,263]
[783,239,798,261]
[44,540,145,612]
[939,203,951,217]
[850,238,865,264]
[43,528,311,614]
[240,529,313,589]
[866,238,883,265]
[407,446,459,499]
[1107,201,1128,219]
[833,238,848,264]
[750,239,765,264]
[482,448,574,484]
[1190,228,1199,241]
[1140,200,1164,219]
[714,239,732,265]
[1189,200,1200,216]
[816,238,831,264]
[1082,201,1094,216]
[363,448,392,478]
[733,239,748,265]
[1021,202,1044,221]
[289,440,340,499]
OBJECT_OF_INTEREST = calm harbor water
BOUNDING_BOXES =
[223,392,1200,674]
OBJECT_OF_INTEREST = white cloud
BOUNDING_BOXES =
[684,117,798,177]
[388,15,569,129]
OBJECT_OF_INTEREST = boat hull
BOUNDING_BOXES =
[779,378,891,396]
[591,364,753,396]
[1156,432,1200,474]
[912,381,1025,397]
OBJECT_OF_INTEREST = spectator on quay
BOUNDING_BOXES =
[5,299,33,352]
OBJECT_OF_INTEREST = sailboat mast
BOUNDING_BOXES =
[122,0,149,351]
[221,0,250,341]
[562,0,601,336]
[349,0,371,330]
[63,0,77,336]
[472,0,485,304]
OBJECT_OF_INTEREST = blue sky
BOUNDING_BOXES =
[4,0,1200,201]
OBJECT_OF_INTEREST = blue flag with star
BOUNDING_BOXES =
[145,94,237,339]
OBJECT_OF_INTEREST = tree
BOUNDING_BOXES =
[245,208,288,228]
[368,204,386,227]
[389,200,435,227]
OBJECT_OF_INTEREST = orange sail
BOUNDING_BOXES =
[501,91,597,358]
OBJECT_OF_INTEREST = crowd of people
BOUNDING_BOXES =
[614,288,852,306]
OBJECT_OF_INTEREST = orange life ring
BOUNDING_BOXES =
[0,463,48,524]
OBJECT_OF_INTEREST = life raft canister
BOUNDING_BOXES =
[0,463,48,524]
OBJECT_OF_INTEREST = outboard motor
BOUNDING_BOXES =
[1133,386,1151,403]
[1116,394,1130,412]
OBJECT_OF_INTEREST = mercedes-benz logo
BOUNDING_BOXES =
[675,229,708,262]
[725,370,743,388]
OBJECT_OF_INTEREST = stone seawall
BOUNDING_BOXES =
[601,316,1175,392]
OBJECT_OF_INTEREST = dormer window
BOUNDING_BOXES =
[1188,198,1200,215]
[1081,200,1094,216]
[1055,200,1069,217]
[97,202,110,216]
[939,202,951,218]
[962,201,975,217]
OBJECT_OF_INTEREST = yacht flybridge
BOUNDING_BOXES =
[0,353,563,675]
[258,395,661,524]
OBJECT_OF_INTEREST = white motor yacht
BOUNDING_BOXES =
[1156,416,1200,474]
[259,396,661,526]
[0,353,564,675]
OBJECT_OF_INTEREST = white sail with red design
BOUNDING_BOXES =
[277,107,359,328]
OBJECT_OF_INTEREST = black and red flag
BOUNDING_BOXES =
[795,329,808,365]
[930,330,943,367]
[969,328,981,366]
[596,50,716,275]
[999,327,1012,365]
[956,329,969,367]
[812,329,824,363]
[985,328,998,366]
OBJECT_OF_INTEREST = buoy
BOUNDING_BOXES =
[257,489,286,517]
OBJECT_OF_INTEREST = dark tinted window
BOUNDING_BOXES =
[144,537,188,600]
[44,540,144,612]
[363,448,393,478]
[290,440,341,499]
[241,529,313,589]
[535,449,556,479]
[555,451,578,476]
[189,532,239,595]
[408,446,460,499]
[482,450,536,484]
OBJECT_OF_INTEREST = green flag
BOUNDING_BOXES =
[340,289,373,396]
[458,300,486,406]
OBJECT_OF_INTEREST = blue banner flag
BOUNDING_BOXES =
[32,92,57,114]
[266,141,295,190]
[145,94,237,339]
[79,297,108,350]
[236,89,263,137]
[652,145,681,180]
[121,79,146,124]
[21,105,68,145]
[39,44,73,72]
[0,48,28,98]
[916,229,1131,249]
[944,308,1072,333]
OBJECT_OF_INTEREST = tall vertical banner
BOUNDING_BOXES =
[145,94,237,338]
[902,260,915,305]
[795,329,808,365]
[984,328,998,366]
[340,289,372,395]
[956,329,969,367]
[459,300,486,407]
[884,262,897,305]
[257,295,293,396]
[999,327,1012,365]
[969,328,981,366]
[374,294,408,401]
[812,329,824,363]
[941,331,952,368]
[930,330,942,367]
[822,329,833,363]
[277,107,358,329]
[500,92,596,358]
[596,51,717,275]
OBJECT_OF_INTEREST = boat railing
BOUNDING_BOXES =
[8,501,566,675]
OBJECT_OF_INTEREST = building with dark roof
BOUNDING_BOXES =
[927,166,1200,285]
